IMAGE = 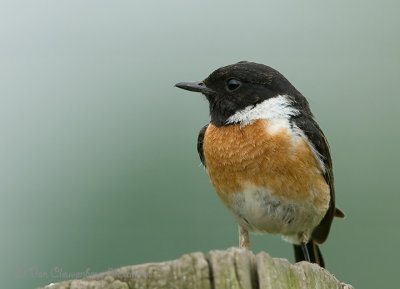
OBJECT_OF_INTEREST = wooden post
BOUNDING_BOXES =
[38,248,353,289]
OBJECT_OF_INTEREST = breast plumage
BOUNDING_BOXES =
[203,119,330,243]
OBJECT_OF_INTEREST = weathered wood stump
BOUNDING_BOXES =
[38,248,353,289]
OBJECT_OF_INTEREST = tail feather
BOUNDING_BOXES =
[293,241,325,268]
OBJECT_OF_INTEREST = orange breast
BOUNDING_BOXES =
[203,120,329,209]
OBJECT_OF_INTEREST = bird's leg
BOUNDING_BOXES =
[238,225,250,249]
[298,233,311,262]
[301,242,311,262]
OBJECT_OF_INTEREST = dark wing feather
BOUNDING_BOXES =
[293,115,343,243]
[197,124,209,167]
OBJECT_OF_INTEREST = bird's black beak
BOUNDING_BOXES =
[175,81,209,93]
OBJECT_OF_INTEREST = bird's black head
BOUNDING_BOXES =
[175,61,310,126]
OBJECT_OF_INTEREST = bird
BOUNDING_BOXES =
[175,61,344,268]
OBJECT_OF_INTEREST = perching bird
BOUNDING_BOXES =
[175,61,344,268]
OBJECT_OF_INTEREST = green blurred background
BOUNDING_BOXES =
[1,1,399,288]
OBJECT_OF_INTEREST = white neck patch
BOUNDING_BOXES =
[226,95,299,126]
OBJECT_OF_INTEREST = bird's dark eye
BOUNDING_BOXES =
[226,78,241,91]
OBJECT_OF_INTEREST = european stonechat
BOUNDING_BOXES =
[175,61,344,267]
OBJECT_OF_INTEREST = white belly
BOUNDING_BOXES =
[228,186,325,243]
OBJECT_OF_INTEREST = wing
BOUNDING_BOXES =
[293,115,344,244]
[197,124,209,167]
